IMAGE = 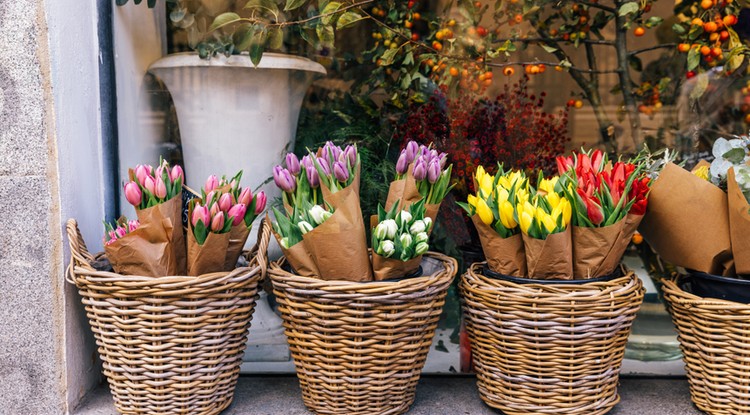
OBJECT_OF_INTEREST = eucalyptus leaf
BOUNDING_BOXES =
[336,11,362,29]
[618,2,639,16]
[210,12,242,31]
[689,74,708,101]
[320,1,341,25]
[687,47,699,71]
[380,48,398,66]
[268,27,284,49]
[316,24,334,47]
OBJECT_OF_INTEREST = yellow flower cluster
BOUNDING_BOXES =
[693,165,710,181]
[462,166,572,240]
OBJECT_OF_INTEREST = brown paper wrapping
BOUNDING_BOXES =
[385,169,441,223]
[572,214,643,279]
[471,215,526,277]
[271,223,320,277]
[104,219,176,277]
[639,162,733,276]
[223,225,251,271]
[136,195,187,275]
[372,253,422,281]
[187,227,231,276]
[728,168,750,275]
[522,227,573,280]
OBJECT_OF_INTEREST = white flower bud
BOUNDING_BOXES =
[423,217,433,232]
[380,240,395,257]
[399,233,413,248]
[409,220,426,235]
[398,211,412,227]
[298,221,314,235]
[309,205,330,225]
[381,219,398,239]
[280,237,290,249]
[415,241,429,255]
[415,232,428,243]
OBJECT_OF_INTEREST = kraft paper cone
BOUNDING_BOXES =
[728,168,750,275]
[136,195,187,275]
[522,227,573,280]
[385,167,441,223]
[104,219,176,277]
[572,214,643,279]
[640,162,733,276]
[223,224,251,271]
[187,227,231,276]
[372,253,422,281]
[270,218,320,277]
[471,215,526,277]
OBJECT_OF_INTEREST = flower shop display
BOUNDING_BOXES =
[459,149,649,415]
[67,161,271,415]
[268,140,458,415]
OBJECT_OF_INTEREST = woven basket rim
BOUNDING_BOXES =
[663,275,750,309]
[269,251,457,291]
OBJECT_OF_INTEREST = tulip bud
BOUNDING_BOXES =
[415,232,428,243]
[405,141,419,163]
[286,153,301,176]
[374,222,389,240]
[298,220,314,235]
[415,241,429,256]
[333,161,349,182]
[422,217,433,232]
[439,153,448,168]
[171,165,184,184]
[124,182,142,206]
[155,165,167,183]
[396,152,409,175]
[192,204,210,227]
[399,233,413,248]
[323,141,342,166]
[210,202,221,216]
[306,164,320,188]
[205,175,219,193]
[344,145,357,168]
[427,158,441,184]
[144,175,156,195]
[309,205,331,225]
[115,226,127,239]
[273,166,297,193]
[128,220,140,232]
[317,157,331,176]
[218,193,232,212]
[135,164,150,186]
[412,157,427,181]
[379,240,395,257]
[280,237,290,249]
[382,219,398,239]
[409,220,426,235]
[210,211,225,232]
[398,211,412,227]
[254,191,267,215]
[228,203,247,226]
[155,178,168,199]
[238,187,253,206]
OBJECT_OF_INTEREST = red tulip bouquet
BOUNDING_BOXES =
[123,159,187,274]
[187,171,267,276]
[102,217,176,277]
[557,150,651,279]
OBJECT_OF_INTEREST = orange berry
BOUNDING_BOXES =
[555,65,563,71]
[412,12,421,20]
[744,113,750,124]
[701,0,713,9]
[514,14,523,24]
[435,31,444,40]
[503,67,515,76]
[477,26,489,37]
[538,64,546,73]
[411,33,420,41]
[432,41,443,51]
[467,27,477,36]
[632,232,643,245]
[678,43,691,52]
[484,71,493,79]
[567,99,576,107]
[724,15,738,26]
[700,45,711,55]
[483,79,493,87]
[711,47,722,57]
[449,67,459,77]
[574,100,583,109]
[405,21,413,29]
[720,30,730,41]
[579,16,588,24]
[692,17,704,26]
[474,1,481,7]
[634,27,645,37]
[704,22,718,32]
[710,32,720,42]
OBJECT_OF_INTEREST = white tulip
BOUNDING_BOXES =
[298,221,314,234]
[409,220,426,235]
[309,205,331,225]
[423,217,433,232]
[415,241,429,255]
[379,240,395,257]
[398,211,412,227]
[415,232,428,243]
[399,233,413,248]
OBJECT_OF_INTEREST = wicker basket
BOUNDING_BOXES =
[460,262,644,415]
[663,275,750,415]
[66,218,270,415]
[268,252,457,415]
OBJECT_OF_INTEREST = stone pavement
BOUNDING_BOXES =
[76,376,703,415]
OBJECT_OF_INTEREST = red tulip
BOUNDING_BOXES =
[578,188,604,225]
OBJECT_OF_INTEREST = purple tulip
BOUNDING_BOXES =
[317,157,331,176]
[323,141,342,166]
[396,151,409,175]
[228,203,247,226]
[438,152,448,168]
[205,175,219,193]
[286,153,301,176]
[124,182,142,206]
[427,158,441,184]
[405,141,419,163]
[273,166,296,193]
[413,157,427,181]
[333,161,349,182]
[254,191,267,214]
[344,145,357,168]
[238,187,253,206]
[306,165,320,188]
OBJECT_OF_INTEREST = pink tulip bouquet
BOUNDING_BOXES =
[102,216,176,277]
[188,170,267,276]
[124,159,187,275]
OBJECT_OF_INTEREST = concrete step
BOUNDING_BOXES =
[74,375,703,415]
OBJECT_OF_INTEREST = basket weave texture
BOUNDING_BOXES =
[663,276,750,415]
[66,218,269,415]
[460,262,644,415]
[268,252,457,415]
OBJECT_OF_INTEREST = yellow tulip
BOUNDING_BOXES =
[467,194,478,208]
[496,187,510,204]
[561,199,572,226]
[538,176,559,195]
[499,200,518,229]
[479,175,493,198]
[497,176,511,190]
[516,188,529,204]
[475,165,486,183]
[536,209,557,233]
[546,192,561,210]
[476,198,494,225]
[519,211,534,234]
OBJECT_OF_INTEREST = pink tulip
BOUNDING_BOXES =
[124,182,142,206]
[135,164,150,186]
[128,220,139,232]
[254,191,267,214]
[210,211,225,232]
[192,204,210,227]
[115,227,127,238]
[210,202,221,216]
[205,175,219,193]
[144,176,156,195]
[171,165,184,184]
[205,191,216,205]
[218,193,232,211]
[155,178,168,199]
[228,203,247,226]
[238,187,253,206]
[155,165,167,182]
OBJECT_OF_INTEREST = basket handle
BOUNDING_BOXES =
[65,219,96,284]
[249,216,272,280]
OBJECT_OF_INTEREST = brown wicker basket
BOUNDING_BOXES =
[663,275,750,415]
[268,252,457,415]
[460,262,644,415]
[66,218,270,415]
